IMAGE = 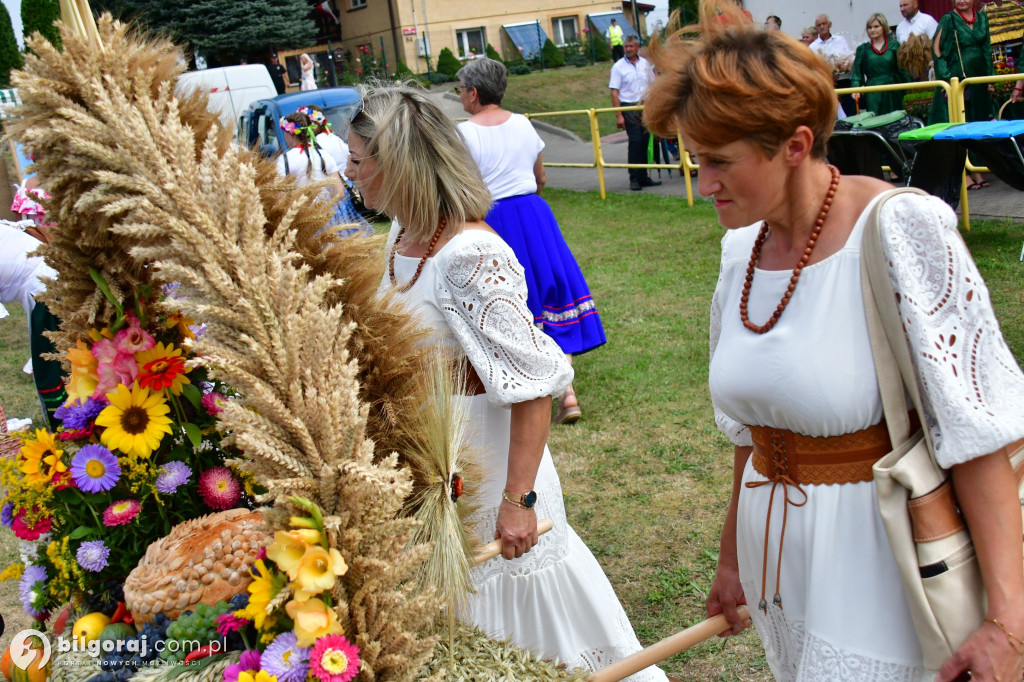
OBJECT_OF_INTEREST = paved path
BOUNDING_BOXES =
[427,91,1024,222]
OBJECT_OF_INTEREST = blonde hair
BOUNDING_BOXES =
[349,81,491,242]
[644,0,837,159]
[866,13,891,36]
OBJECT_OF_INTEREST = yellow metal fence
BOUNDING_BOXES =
[524,75,1020,227]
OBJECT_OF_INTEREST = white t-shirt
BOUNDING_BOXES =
[810,34,852,65]
[458,114,544,201]
[276,144,339,186]
[316,131,349,170]
[896,11,938,43]
[608,55,655,103]
[0,223,56,318]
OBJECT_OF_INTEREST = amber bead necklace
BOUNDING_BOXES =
[740,164,840,334]
[388,217,448,292]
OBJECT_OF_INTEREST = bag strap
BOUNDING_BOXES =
[860,187,936,455]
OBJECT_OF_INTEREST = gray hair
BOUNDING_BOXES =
[624,34,640,45]
[456,58,508,106]
[349,81,491,242]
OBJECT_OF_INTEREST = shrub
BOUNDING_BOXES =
[506,60,531,76]
[0,3,22,87]
[20,0,61,50]
[427,70,451,85]
[393,60,414,80]
[436,47,462,77]
[590,32,612,62]
[541,38,565,68]
[485,43,503,62]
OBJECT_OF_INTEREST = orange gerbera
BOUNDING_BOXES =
[66,339,99,403]
[135,342,191,396]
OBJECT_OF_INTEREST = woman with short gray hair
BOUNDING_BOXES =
[456,57,607,426]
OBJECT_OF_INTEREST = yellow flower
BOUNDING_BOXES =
[66,340,99,403]
[267,530,319,579]
[240,559,283,630]
[0,563,24,581]
[165,312,196,340]
[237,671,276,682]
[291,546,347,601]
[285,598,343,647]
[95,383,173,459]
[19,429,67,488]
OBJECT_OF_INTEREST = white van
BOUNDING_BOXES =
[177,65,277,133]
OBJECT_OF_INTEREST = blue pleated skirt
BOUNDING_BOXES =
[485,194,606,355]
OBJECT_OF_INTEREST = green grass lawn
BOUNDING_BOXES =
[502,64,622,142]
[1,191,1021,679]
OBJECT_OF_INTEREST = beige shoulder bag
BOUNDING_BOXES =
[861,187,1024,672]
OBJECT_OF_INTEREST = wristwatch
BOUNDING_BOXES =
[502,490,538,509]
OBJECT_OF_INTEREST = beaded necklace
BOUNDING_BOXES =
[388,218,448,292]
[955,7,976,25]
[871,35,888,55]
[739,165,841,334]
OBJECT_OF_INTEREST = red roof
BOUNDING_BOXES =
[621,1,657,12]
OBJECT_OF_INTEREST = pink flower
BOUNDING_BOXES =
[92,338,138,398]
[224,649,261,682]
[11,509,52,541]
[113,315,155,354]
[102,499,141,526]
[198,467,242,510]
[201,392,227,415]
[215,612,251,636]
[309,635,360,682]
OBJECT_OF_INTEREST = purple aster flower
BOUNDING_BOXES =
[1,503,13,528]
[76,540,110,572]
[161,282,181,298]
[262,632,310,682]
[155,461,192,494]
[18,564,47,617]
[53,398,107,431]
[70,444,121,493]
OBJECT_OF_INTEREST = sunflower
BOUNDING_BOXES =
[95,383,173,459]
[18,429,67,488]
[240,560,286,629]
[135,342,191,396]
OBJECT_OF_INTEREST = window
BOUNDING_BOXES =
[552,16,578,46]
[456,27,485,59]
[349,0,366,9]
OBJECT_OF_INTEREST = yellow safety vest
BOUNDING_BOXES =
[608,24,623,46]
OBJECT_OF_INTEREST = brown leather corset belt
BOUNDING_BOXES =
[745,417,912,613]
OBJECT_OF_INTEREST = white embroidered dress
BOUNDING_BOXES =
[709,192,1024,680]
[381,225,667,680]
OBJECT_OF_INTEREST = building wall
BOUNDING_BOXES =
[338,0,628,74]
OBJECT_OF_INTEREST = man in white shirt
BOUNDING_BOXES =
[895,0,938,43]
[810,14,856,115]
[609,36,660,191]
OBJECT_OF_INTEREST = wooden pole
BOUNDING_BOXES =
[587,606,752,682]
[472,518,554,565]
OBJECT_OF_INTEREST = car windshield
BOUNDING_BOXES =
[324,102,361,141]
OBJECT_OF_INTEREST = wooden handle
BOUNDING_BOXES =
[587,606,752,682]
[472,518,554,565]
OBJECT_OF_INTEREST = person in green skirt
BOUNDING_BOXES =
[930,0,994,187]
[851,13,908,115]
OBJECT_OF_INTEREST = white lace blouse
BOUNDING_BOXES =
[710,192,1024,469]
[382,223,574,407]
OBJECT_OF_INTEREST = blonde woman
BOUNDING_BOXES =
[347,82,668,681]
[299,53,317,91]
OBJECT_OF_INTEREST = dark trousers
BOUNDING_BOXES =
[622,106,649,181]
[836,78,856,117]
[611,44,624,61]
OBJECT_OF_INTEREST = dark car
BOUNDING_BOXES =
[239,87,361,160]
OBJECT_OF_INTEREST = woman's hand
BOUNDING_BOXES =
[495,500,539,559]
[706,559,750,636]
[1011,81,1024,103]
[936,619,1024,682]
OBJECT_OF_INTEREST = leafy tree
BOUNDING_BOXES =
[590,31,611,62]
[0,3,22,87]
[21,0,61,50]
[485,43,502,63]
[393,60,413,80]
[541,38,564,68]
[435,47,461,78]
[668,0,700,27]
[94,0,316,65]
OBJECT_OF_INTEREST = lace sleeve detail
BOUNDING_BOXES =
[711,233,752,447]
[436,231,574,407]
[880,193,1024,468]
